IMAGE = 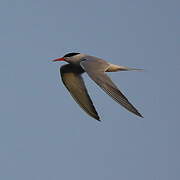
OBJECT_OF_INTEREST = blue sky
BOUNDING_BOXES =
[0,0,179,179]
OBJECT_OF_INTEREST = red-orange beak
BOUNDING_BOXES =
[52,57,65,62]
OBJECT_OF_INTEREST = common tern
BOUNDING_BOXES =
[52,52,143,121]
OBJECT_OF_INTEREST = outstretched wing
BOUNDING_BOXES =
[80,56,143,118]
[60,64,100,121]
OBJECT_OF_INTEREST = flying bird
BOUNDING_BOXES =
[52,52,143,121]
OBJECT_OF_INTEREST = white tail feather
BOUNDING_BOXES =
[106,64,144,72]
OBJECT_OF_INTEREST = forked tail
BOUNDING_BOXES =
[107,64,144,72]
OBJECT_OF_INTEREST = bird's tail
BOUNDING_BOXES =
[119,66,144,71]
[107,64,144,72]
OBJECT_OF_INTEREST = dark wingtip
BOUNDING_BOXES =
[132,107,143,118]
[96,117,101,121]
[94,115,101,121]
[137,112,144,118]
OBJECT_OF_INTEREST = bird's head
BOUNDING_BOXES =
[52,52,84,64]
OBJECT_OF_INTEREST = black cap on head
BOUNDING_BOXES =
[63,52,80,58]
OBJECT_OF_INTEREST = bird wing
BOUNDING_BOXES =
[60,64,100,121]
[80,56,143,117]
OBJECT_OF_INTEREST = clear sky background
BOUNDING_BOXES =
[0,0,179,179]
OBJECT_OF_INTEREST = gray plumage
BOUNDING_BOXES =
[53,53,143,121]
